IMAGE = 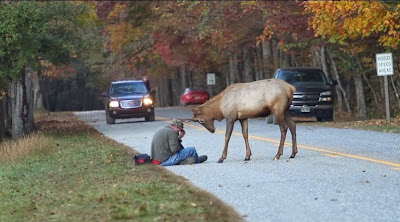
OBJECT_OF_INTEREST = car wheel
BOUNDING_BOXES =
[180,100,186,107]
[266,114,276,125]
[272,115,277,125]
[145,112,155,121]
[105,109,115,124]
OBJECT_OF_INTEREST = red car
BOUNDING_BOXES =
[180,88,210,106]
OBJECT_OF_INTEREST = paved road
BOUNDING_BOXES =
[76,107,400,222]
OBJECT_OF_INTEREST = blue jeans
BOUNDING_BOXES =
[161,147,201,166]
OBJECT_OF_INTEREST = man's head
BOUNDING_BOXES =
[170,119,184,131]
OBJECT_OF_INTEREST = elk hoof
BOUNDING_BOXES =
[244,158,250,161]
[217,159,224,163]
[273,157,280,161]
[290,155,296,158]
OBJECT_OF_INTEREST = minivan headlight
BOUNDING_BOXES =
[109,101,119,108]
[143,98,153,105]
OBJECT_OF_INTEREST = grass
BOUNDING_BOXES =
[0,112,242,222]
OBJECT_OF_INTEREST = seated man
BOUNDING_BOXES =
[150,119,207,166]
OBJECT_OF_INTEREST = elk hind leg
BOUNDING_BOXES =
[284,110,297,158]
[240,119,252,161]
[274,111,288,160]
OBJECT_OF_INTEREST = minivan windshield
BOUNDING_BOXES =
[276,70,327,85]
[110,82,148,95]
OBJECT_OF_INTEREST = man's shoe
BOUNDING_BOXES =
[178,157,196,165]
[199,155,207,163]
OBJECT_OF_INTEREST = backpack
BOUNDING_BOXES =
[132,154,151,165]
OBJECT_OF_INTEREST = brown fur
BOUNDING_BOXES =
[192,79,297,162]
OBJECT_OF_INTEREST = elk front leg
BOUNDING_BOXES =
[218,119,235,163]
[240,119,252,161]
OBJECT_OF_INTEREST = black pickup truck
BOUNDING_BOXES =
[267,67,337,123]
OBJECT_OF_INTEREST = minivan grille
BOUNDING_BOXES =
[120,100,142,108]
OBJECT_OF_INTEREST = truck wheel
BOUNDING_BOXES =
[317,116,333,122]
[105,110,115,124]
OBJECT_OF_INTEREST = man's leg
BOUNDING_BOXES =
[161,147,202,166]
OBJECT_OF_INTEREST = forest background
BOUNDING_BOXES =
[1,1,400,139]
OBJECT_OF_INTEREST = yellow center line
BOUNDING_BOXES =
[157,116,400,169]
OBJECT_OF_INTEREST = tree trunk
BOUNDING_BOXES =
[229,53,239,84]
[272,38,280,70]
[281,51,292,68]
[262,38,274,79]
[312,46,322,67]
[0,97,5,141]
[390,75,400,108]
[4,94,11,129]
[254,43,264,80]
[179,64,186,92]
[10,69,35,139]
[354,72,367,119]
[326,49,352,114]
[32,71,43,109]
[355,57,381,113]
[320,46,330,79]
[243,47,254,82]
[389,58,400,108]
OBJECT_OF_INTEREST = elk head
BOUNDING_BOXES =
[192,107,216,133]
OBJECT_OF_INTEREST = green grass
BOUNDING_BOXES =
[0,113,242,222]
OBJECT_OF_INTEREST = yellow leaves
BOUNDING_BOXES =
[0,90,7,100]
[106,22,143,54]
[306,1,400,48]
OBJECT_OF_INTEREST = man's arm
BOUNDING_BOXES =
[168,131,184,153]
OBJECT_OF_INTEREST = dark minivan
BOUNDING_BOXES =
[268,67,337,123]
[102,79,155,124]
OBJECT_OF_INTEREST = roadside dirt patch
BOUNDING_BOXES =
[35,112,92,133]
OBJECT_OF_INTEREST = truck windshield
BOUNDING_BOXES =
[277,70,327,85]
[110,82,148,95]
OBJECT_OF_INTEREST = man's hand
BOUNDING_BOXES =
[178,130,186,140]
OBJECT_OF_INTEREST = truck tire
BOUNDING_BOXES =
[317,116,333,122]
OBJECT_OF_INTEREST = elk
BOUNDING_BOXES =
[192,78,297,163]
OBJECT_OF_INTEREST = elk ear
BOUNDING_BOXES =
[193,108,201,115]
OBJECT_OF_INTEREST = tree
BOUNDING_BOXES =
[0,2,90,139]
[306,1,400,119]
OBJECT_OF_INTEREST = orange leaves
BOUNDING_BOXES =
[40,60,75,79]
[306,1,400,48]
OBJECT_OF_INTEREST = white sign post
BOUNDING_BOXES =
[376,53,394,123]
[207,73,216,85]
